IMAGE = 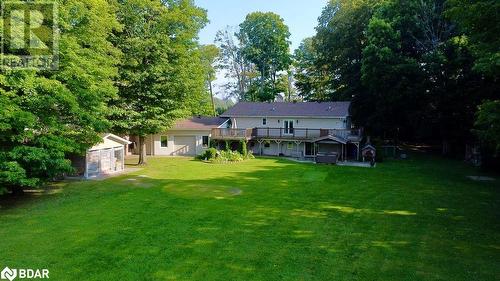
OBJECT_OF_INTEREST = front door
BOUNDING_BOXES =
[284,120,294,135]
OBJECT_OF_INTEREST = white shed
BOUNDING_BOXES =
[85,134,131,179]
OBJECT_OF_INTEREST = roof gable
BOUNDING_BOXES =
[221,102,351,118]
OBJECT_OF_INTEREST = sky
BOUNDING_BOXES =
[194,0,328,98]
[195,0,328,50]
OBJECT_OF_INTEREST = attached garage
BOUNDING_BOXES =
[136,117,228,156]
[173,136,196,156]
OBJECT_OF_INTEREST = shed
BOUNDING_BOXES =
[85,134,131,178]
[362,144,376,162]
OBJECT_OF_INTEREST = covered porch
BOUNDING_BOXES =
[253,136,360,163]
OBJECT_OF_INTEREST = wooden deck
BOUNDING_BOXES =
[211,128,362,142]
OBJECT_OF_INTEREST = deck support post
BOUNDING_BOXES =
[294,141,302,158]
[275,140,282,156]
[355,142,360,161]
[257,139,264,156]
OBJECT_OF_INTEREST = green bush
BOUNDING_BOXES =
[239,140,248,157]
[198,148,218,161]
[198,146,254,164]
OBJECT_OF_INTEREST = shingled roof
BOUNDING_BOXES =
[221,102,351,118]
[173,117,228,130]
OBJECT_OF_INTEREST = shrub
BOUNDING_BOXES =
[239,140,248,157]
[198,148,218,161]
[198,146,254,164]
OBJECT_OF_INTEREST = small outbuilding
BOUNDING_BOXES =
[362,144,376,162]
[84,134,131,179]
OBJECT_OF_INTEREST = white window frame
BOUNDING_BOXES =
[160,136,168,148]
[202,136,210,148]
[283,120,294,135]
[262,118,267,126]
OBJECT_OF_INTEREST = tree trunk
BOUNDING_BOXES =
[138,136,147,165]
[209,79,216,116]
[442,139,449,155]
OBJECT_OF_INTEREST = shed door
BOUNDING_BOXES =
[174,136,196,156]
[100,149,113,172]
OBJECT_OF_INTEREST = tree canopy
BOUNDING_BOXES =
[215,12,292,102]
[0,0,121,193]
[293,0,499,157]
[109,0,210,165]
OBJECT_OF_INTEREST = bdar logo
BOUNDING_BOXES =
[1,267,17,281]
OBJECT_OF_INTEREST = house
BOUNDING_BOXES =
[71,134,131,178]
[137,102,363,161]
[215,102,362,161]
[131,117,228,156]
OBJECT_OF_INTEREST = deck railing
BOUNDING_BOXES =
[211,128,253,139]
[211,127,362,141]
[253,128,362,141]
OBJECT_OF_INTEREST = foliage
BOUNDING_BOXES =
[238,12,291,81]
[212,150,245,163]
[0,0,121,192]
[301,0,499,156]
[474,100,500,153]
[446,0,500,75]
[238,140,248,157]
[447,0,499,161]
[200,44,220,115]
[293,37,328,100]
[215,13,292,102]
[213,97,234,115]
[109,0,210,164]
[198,143,254,163]
[237,12,292,101]
[197,147,218,161]
[313,0,377,101]
[214,27,257,100]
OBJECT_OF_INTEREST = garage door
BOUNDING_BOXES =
[173,136,196,156]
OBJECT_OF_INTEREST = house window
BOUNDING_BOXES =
[262,118,267,125]
[202,136,209,148]
[287,142,294,150]
[284,120,294,135]
[264,141,271,148]
[160,136,168,147]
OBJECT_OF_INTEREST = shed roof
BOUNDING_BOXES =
[89,134,131,151]
[221,102,351,118]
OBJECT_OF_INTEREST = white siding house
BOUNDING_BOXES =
[132,117,228,157]
[131,102,362,162]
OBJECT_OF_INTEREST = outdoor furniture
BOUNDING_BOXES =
[316,152,338,164]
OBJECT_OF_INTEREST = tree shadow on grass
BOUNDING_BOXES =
[1,157,499,280]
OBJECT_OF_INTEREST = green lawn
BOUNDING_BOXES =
[0,155,499,281]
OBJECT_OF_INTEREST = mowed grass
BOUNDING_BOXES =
[0,155,499,281]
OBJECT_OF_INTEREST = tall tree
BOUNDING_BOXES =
[200,44,220,116]
[293,37,330,101]
[214,27,256,101]
[238,12,292,101]
[110,0,209,165]
[0,0,121,193]
[447,0,500,155]
[447,0,500,75]
[354,0,498,156]
[314,0,378,101]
